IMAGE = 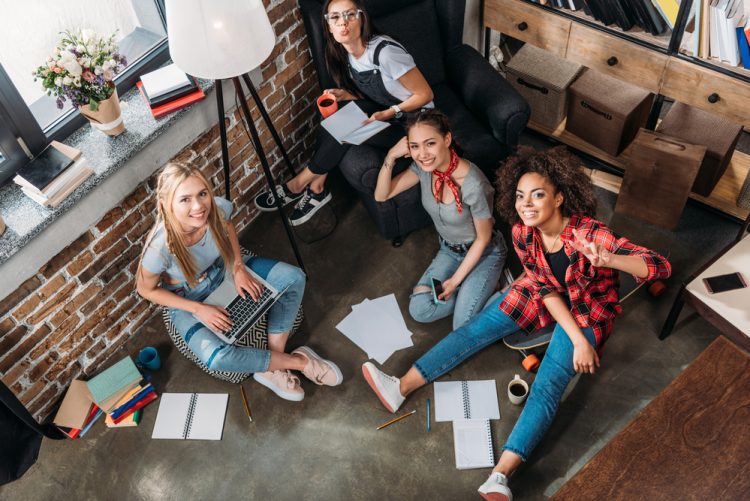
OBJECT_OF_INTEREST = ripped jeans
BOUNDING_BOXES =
[408,233,507,329]
[167,255,305,373]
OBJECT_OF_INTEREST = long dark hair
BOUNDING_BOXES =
[322,0,378,96]
[405,109,464,156]
[495,146,597,224]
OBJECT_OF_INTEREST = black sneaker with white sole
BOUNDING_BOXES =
[254,183,304,212]
[289,187,332,226]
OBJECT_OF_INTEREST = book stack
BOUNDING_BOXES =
[137,63,205,118]
[685,0,750,68]
[14,141,93,208]
[539,1,672,36]
[53,380,102,439]
[53,356,158,438]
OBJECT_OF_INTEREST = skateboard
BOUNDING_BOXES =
[503,250,670,373]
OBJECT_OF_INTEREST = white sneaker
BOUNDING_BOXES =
[478,472,513,501]
[253,370,305,401]
[361,362,405,413]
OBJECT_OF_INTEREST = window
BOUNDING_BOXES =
[0,0,169,173]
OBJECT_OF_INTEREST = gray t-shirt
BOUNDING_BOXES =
[141,197,233,282]
[409,161,494,244]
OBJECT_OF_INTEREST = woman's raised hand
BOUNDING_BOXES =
[571,228,611,267]
[233,265,264,301]
[194,303,233,333]
[385,137,410,164]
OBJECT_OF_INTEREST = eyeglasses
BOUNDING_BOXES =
[324,9,363,25]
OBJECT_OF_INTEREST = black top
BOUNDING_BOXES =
[545,246,569,293]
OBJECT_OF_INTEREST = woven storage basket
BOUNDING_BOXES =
[657,102,743,197]
[506,44,582,129]
[566,69,653,156]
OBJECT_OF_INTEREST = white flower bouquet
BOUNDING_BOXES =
[33,29,127,111]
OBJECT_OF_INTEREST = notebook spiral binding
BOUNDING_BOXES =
[182,393,198,439]
[483,419,495,463]
[461,380,471,419]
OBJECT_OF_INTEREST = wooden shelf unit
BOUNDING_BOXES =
[485,0,750,221]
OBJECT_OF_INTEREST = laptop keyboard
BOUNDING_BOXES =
[223,287,275,340]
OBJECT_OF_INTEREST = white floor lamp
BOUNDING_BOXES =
[166,0,305,270]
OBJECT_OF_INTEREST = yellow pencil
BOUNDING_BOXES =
[240,384,253,422]
[376,409,416,430]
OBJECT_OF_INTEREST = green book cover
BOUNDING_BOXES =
[86,356,141,405]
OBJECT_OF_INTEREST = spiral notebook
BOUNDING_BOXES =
[453,419,495,469]
[152,393,228,440]
[434,380,500,422]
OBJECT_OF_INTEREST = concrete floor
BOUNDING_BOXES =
[1,142,743,500]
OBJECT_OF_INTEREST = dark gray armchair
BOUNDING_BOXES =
[299,0,530,242]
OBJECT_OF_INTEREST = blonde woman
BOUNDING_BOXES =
[136,163,342,401]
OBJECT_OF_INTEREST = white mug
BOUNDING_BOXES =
[507,374,529,405]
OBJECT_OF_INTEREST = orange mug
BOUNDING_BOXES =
[317,92,338,118]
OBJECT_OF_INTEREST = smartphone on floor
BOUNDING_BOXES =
[430,276,446,304]
[702,272,747,294]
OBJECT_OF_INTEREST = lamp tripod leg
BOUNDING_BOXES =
[230,77,306,273]
[215,82,231,198]
[242,73,297,179]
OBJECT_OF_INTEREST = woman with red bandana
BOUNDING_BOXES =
[364,146,671,501]
[374,109,507,329]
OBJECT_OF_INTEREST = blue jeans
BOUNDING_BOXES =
[414,290,597,462]
[167,255,306,373]
[409,233,507,329]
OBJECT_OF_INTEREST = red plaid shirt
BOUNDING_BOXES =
[499,214,671,350]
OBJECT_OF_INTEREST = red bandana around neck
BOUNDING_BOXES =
[432,148,462,213]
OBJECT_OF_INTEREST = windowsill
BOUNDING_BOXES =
[0,78,230,299]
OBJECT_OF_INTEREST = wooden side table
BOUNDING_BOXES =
[660,214,750,351]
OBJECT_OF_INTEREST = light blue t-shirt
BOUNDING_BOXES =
[409,161,494,244]
[141,197,233,282]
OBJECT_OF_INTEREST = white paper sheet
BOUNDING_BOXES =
[320,102,390,145]
[335,294,413,363]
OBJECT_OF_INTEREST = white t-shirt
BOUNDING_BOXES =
[348,35,434,107]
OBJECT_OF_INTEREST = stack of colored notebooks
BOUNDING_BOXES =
[14,141,93,208]
[53,356,158,438]
[137,63,205,118]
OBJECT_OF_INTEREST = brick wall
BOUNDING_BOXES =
[0,0,320,420]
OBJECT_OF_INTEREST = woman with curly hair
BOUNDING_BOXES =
[361,147,671,501]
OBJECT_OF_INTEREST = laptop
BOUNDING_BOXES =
[197,265,285,345]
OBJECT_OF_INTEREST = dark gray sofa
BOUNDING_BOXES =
[298,0,530,242]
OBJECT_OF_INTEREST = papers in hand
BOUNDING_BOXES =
[321,102,390,145]
[335,293,413,364]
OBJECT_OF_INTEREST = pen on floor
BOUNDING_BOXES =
[376,409,416,430]
[426,398,431,432]
[240,384,253,422]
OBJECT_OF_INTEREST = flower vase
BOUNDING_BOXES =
[78,89,125,136]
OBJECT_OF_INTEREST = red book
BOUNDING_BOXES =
[136,81,205,118]
[112,390,158,424]
[59,403,101,439]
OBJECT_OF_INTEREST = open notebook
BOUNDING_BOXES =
[152,393,228,440]
[453,419,495,469]
[434,380,500,422]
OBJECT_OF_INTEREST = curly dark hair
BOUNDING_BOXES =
[495,146,597,224]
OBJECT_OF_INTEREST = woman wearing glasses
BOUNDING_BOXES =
[254,0,434,226]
